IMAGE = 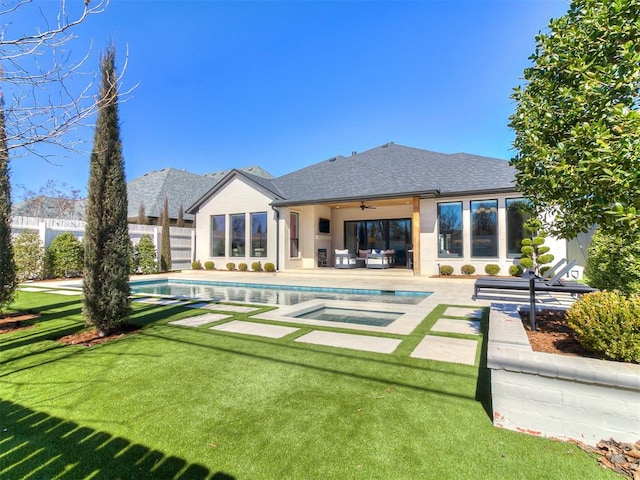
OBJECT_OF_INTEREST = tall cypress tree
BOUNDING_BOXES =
[0,99,17,313]
[160,196,172,272]
[83,46,130,335]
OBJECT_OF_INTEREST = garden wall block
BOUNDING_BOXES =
[488,304,640,446]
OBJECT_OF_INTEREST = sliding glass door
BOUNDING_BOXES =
[344,218,411,265]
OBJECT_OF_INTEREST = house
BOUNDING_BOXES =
[127,166,273,226]
[187,143,567,276]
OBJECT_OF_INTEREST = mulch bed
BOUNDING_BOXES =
[57,324,141,347]
[0,312,40,333]
[518,308,600,359]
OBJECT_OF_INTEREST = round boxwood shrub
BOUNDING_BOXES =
[226,262,236,271]
[204,261,215,270]
[264,262,276,272]
[439,265,454,276]
[191,260,203,270]
[47,232,83,278]
[566,291,640,363]
[460,264,476,275]
[509,264,524,277]
[238,263,248,271]
[251,261,263,272]
[484,264,500,276]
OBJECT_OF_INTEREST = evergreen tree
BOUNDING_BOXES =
[137,202,146,225]
[160,196,172,272]
[83,46,131,335]
[0,100,16,313]
[177,203,184,227]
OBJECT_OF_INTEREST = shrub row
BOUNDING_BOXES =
[12,231,162,280]
[218,261,275,272]
[438,264,502,276]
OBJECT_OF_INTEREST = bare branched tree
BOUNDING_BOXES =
[0,0,132,159]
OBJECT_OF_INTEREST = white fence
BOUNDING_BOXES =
[11,216,195,271]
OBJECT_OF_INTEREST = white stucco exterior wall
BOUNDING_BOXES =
[193,176,277,269]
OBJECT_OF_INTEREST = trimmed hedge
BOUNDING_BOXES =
[191,260,203,270]
[251,261,262,272]
[264,262,276,272]
[47,232,83,278]
[204,261,215,270]
[509,264,524,277]
[137,235,158,274]
[226,262,236,271]
[13,231,45,281]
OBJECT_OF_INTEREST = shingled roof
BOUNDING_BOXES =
[269,142,516,206]
[128,166,274,221]
[187,143,517,213]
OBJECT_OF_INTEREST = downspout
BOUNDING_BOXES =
[271,205,280,271]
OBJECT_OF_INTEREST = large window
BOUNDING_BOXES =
[437,202,463,257]
[506,198,531,257]
[251,212,267,257]
[210,215,225,256]
[230,214,245,257]
[471,200,498,257]
[290,212,299,258]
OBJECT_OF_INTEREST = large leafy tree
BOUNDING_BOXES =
[83,46,130,335]
[509,0,640,239]
[0,101,16,313]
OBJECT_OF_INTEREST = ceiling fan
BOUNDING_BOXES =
[360,201,376,211]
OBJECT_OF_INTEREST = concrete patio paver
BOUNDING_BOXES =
[185,303,259,314]
[295,330,401,354]
[170,313,231,327]
[46,289,83,296]
[19,287,52,292]
[431,318,481,335]
[211,320,298,338]
[410,335,478,366]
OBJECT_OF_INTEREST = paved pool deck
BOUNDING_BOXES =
[24,269,575,366]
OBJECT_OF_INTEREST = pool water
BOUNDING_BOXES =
[129,279,430,306]
[295,307,401,327]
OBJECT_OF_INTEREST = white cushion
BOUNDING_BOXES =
[335,249,348,255]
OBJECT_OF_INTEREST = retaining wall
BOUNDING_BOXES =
[487,303,640,446]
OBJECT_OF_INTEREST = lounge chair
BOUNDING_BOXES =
[334,249,357,269]
[473,260,597,298]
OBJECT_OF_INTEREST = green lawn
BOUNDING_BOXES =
[0,291,617,479]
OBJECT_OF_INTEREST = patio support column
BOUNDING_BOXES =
[412,196,420,275]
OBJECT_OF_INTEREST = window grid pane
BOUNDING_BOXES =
[230,214,245,257]
[290,212,299,258]
[437,202,463,258]
[471,200,498,257]
[210,215,225,257]
[506,198,531,257]
[251,212,267,257]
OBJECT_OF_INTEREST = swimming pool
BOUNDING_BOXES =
[129,279,431,306]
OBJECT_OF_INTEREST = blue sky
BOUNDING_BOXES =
[9,0,570,197]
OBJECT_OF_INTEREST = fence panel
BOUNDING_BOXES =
[10,216,194,271]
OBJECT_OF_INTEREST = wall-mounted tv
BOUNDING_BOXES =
[318,218,330,234]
